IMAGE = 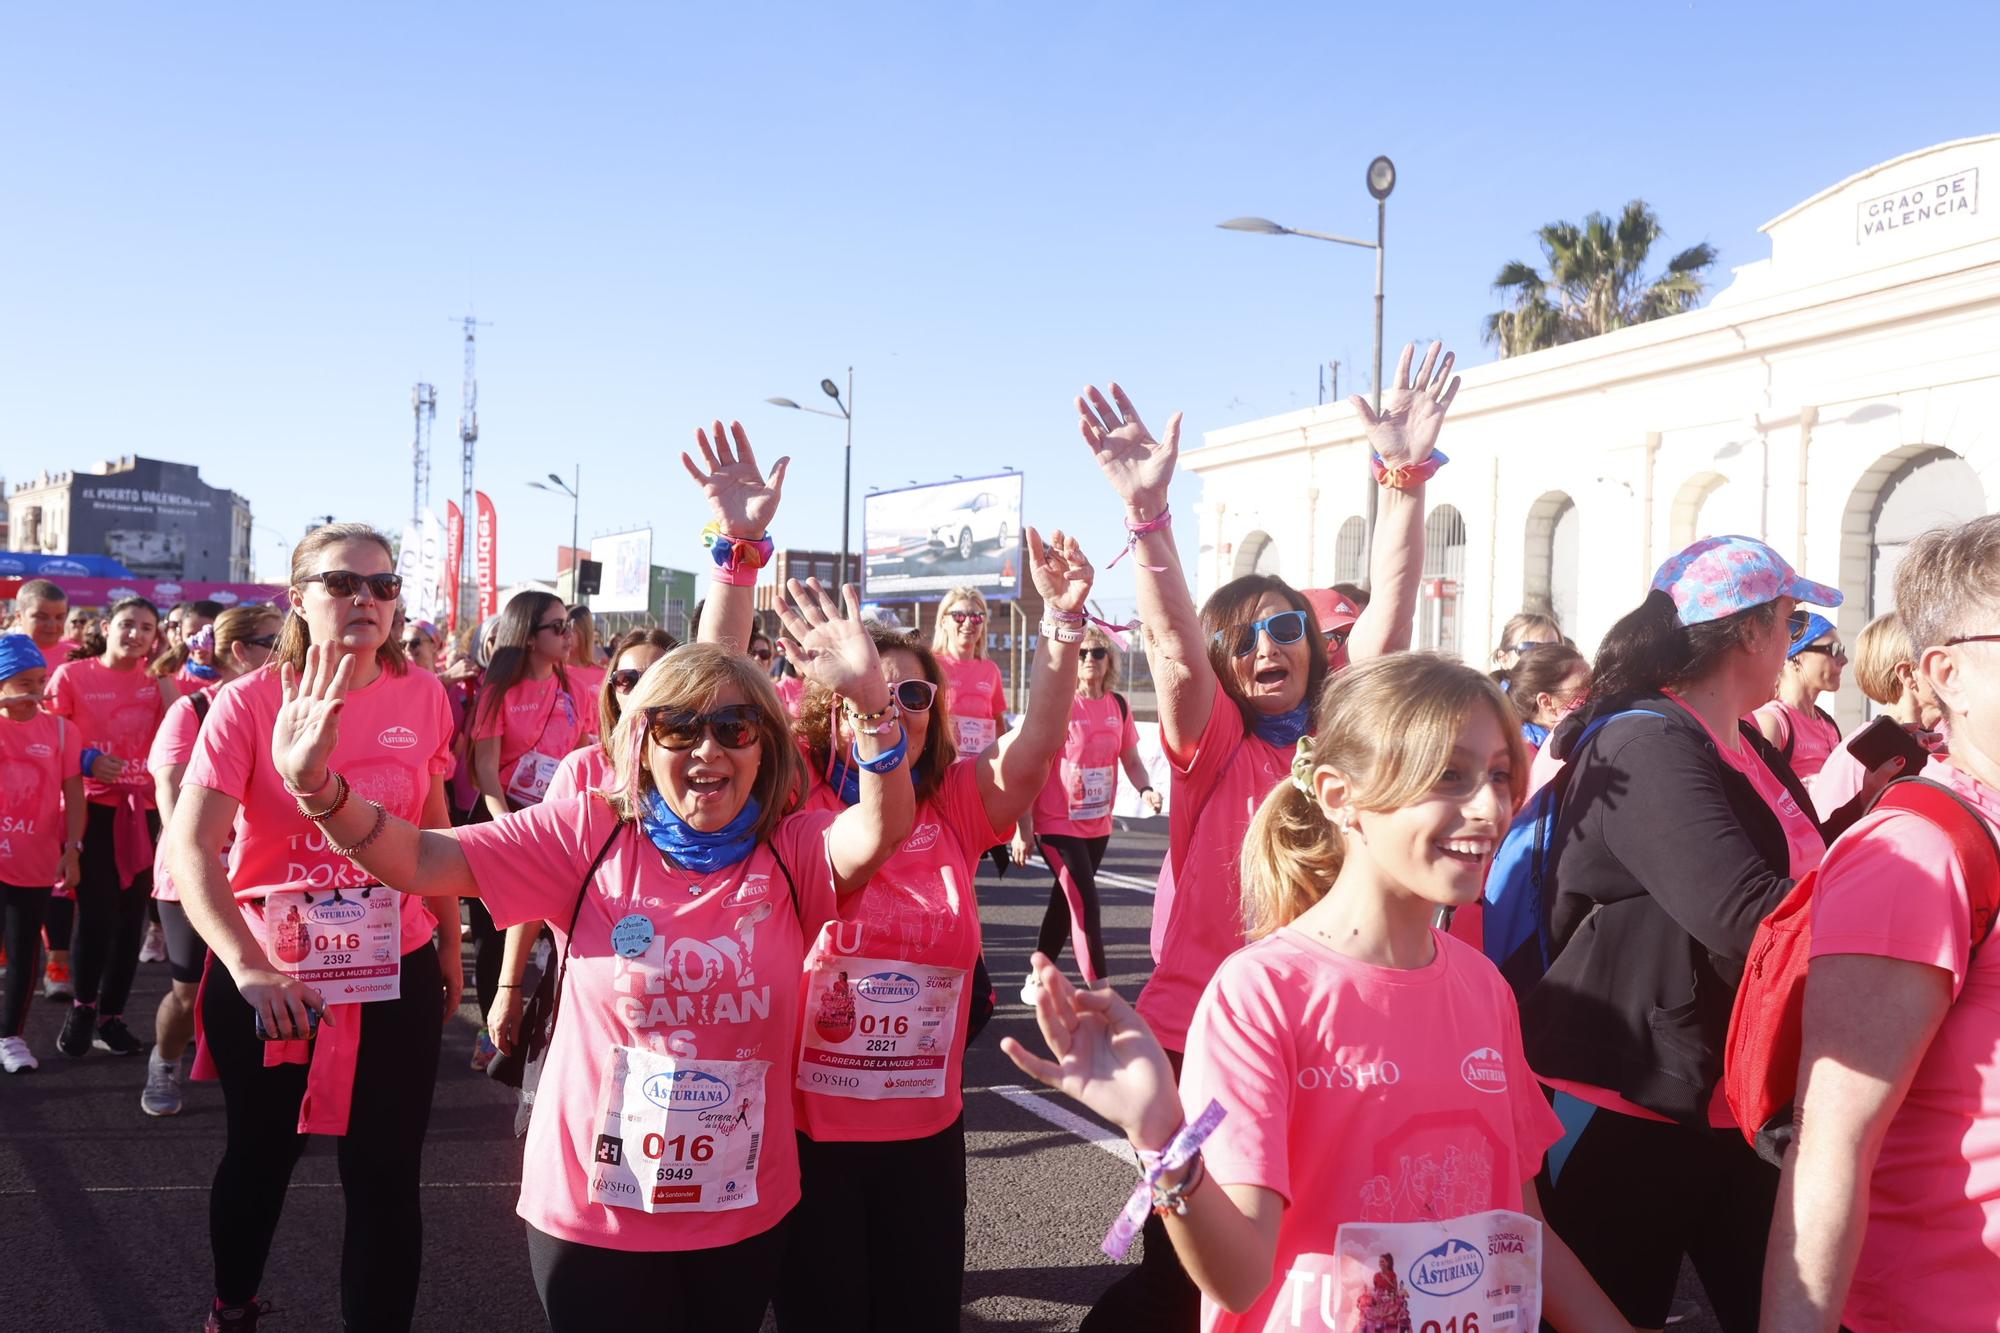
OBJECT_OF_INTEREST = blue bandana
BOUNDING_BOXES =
[638,789,761,874]
[828,756,925,807]
[1250,699,1312,749]
[0,634,42,684]
[184,661,219,681]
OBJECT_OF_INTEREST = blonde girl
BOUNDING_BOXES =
[932,585,1007,756]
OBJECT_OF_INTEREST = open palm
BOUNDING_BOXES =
[1077,384,1180,513]
[1351,341,1460,468]
[1002,954,1182,1152]
[682,420,789,537]
[774,579,882,701]
[273,643,354,795]
[1026,527,1094,617]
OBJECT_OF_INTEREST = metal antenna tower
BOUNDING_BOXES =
[411,382,437,531]
[451,315,492,611]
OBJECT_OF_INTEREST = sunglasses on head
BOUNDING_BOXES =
[1214,609,1309,658]
[947,610,986,625]
[644,704,763,751]
[303,571,404,601]
[611,668,645,694]
[1078,646,1109,662]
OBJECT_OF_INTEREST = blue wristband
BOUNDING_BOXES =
[850,726,909,775]
[80,748,104,777]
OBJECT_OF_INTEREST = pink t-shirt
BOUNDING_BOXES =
[456,794,839,1252]
[1809,726,1953,822]
[1755,698,1841,780]
[1181,928,1564,1333]
[1031,692,1139,840]
[146,688,218,902]
[938,654,1006,756]
[184,663,453,953]
[0,710,81,888]
[37,639,80,672]
[46,657,169,807]
[774,674,805,719]
[568,663,607,703]
[1810,765,2000,1332]
[471,671,594,801]
[545,745,613,806]
[795,759,1008,1142]
[1141,681,1290,1052]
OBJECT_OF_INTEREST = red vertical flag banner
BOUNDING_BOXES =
[475,490,498,624]
[444,501,464,635]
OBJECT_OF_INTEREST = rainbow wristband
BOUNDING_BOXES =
[703,524,774,586]
[1371,449,1449,490]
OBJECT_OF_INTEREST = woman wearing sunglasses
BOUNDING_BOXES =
[165,524,459,1332]
[933,585,1008,756]
[140,603,282,1118]
[1752,609,1847,781]
[401,618,442,673]
[771,526,1096,1333]
[255,575,913,1333]
[1072,344,1458,1329]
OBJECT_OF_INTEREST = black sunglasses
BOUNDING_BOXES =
[1324,627,1351,651]
[534,619,574,636]
[245,634,280,649]
[1214,609,1309,658]
[1078,647,1109,662]
[303,571,403,600]
[750,648,772,662]
[644,704,764,751]
[611,668,644,693]
[1795,643,1848,663]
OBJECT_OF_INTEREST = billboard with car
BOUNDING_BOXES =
[861,472,1024,600]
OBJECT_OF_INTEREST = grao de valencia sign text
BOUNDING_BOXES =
[1857,169,1979,243]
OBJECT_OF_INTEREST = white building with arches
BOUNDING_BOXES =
[1186,136,1999,727]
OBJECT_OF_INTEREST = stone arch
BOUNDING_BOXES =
[1420,504,1468,655]
[1839,445,1987,623]
[1523,490,1579,634]
[1333,516,1367,584]
[1232,529,1280,580]
[1669,469,1761,548]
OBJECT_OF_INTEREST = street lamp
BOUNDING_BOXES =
[1219,154,1396,587]
[765,366,854,587]
[527,466,581,598]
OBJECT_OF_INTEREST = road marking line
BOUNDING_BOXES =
[0,1181,520,1197]
[985,1085,1137,1167]
[1096,870,1155,895]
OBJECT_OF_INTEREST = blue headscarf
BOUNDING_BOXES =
[1250,698,1313,749]
[0,634,44,684]
[638,788,761,874]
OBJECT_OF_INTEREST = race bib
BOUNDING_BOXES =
[587,1047,768,1214]
[798,956,964,1101]
[507,750,561,806]
[1294,1209,1541,1333]
[262,885,402,1003]
[953,716,998,757]
[1068,764,1115,822]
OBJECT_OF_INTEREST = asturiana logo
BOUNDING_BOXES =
[153,582,184,600]
[1460,1046,1508,1094]
[307,898,368,927]
[377,725,419,750]
[212,590,241,606]
[44,559,91,577]
[642,1069,732,1112]
[1408,1237,1484,1297]
[856,972,921,1004]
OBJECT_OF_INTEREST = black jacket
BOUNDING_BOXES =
[1519,692,1823,1126]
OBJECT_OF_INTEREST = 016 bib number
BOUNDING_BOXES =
[798,955,964,1101]
[262,885,402,1003]
[588,1047,768,1215]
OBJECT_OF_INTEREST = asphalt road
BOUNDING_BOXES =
[0,824,1721,1332]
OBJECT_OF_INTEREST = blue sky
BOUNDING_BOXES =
[4,2,1995,610]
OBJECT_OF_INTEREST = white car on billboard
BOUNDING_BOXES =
[929,490,1014,561]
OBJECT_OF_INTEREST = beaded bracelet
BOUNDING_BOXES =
[1371,448,1449,491]
[327,801,388,858]
[1151,1152,1208,1216]
[297,772,351,823]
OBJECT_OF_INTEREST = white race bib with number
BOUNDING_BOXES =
[797,956,965,1100]
[587,1047,768,1215]
[1292,1209,1542,1333]
[1068,764,1115,822]
[507,750,562,806]
[953,715,998,757]
[262,886,402,1003]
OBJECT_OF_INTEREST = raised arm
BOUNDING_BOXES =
[684,419,789,656]
[1078,385,1214,757]
[978,528,1092,828]
[1344,342,1460,661]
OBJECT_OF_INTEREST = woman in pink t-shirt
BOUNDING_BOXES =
[262,578,915,1333]
[1005,656,1629,1333]
[166,524,459,1332]
[771,529,1097,1333]
[566,604,607,700]
[933,584,1008,756]
[1011,623,1162,989]
[44,594,169,1059]
[1753,610,1846,780]
[1808,611,1949,820]
[141,602,281,1117]
[1071,348,1458,1327]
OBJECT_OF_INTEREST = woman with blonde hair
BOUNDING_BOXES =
[1003,654,1627,1332]
[932,584,1007,756]
[1806,611,1948,819]
[1492,611,1566,673]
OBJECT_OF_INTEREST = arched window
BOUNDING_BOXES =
[1523,492,1579,636]
[1333,516,1367,584]
[1420,505,1468,656]
[1232,530,1281,580]
[1854,447,1986,616]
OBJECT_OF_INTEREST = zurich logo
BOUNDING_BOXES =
[307,899,367,926]
[856,972,920,1004]
[642,1069,731,1111]
[377,725,419,750]
[1408,1237,1484,1297]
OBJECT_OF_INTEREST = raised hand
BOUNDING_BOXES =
[273,642,355,796]
[1077,384,1180,515]
[1026,527,1094,617]
[1001,952,1183,1153]
[681,420,790,538]
[1351,341,1460,469]
[773,580,889,709]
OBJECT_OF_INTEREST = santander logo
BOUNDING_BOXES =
[377,726,419,750]
[1460,1047,1508,1094]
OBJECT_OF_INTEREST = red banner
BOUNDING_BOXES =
[445,501,464,635]
[474,491,498,624]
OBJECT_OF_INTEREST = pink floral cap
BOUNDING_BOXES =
[1651,535,1841,626]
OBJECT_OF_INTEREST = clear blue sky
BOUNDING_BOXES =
[4,3,1995,610]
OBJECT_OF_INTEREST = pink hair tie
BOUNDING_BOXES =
[1107,507,1171,572]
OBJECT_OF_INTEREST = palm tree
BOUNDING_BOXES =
[1484,201,1717,357]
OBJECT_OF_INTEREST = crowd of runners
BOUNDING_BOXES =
[3,342,1999,1332]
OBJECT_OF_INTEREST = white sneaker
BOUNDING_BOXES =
[0,1036,37,1074]
[139,922,168,964]
[141,1051,183,1116]
[1018,970,1044,1007]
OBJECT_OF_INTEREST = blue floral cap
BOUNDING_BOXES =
[1651,535,1841,627]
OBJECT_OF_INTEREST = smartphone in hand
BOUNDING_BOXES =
[254,1006,323,1041]
[1847,714,1930,774]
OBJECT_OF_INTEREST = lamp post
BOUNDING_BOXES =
[1219,154,1396,587]
[766,366,854,586]
[527,466,581,599]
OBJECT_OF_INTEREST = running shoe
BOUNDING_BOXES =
[204,1297,273,1330]
[42,957,72,1001]
[0,1036,37,1074]
[470,1027,498,1072]
[93,1015,145,1056]
[57,1003,95,1058]
[141,1051,183,1115]
[1018,970,1044,1007]
[139,921,168,964]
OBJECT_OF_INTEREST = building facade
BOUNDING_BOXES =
[7,456,253,582]
[1186,137,2000,727]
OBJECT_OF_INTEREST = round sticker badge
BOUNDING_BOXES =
[610,913,655,959]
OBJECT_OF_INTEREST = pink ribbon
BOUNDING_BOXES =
[1106,507,1172,573]
[1102,1098,1227,1259]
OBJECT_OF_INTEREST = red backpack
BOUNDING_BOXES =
[1725,777,2000,1164]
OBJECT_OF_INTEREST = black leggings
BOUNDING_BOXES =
[43,894,71,955]
[157,898,208,985]
[1,883,51,1037]
[71,802,158,1016]
[528,1214,792,1333]
[773,1117,967,1333]
[202,943,443,1328]
[1035,834,1109,980]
